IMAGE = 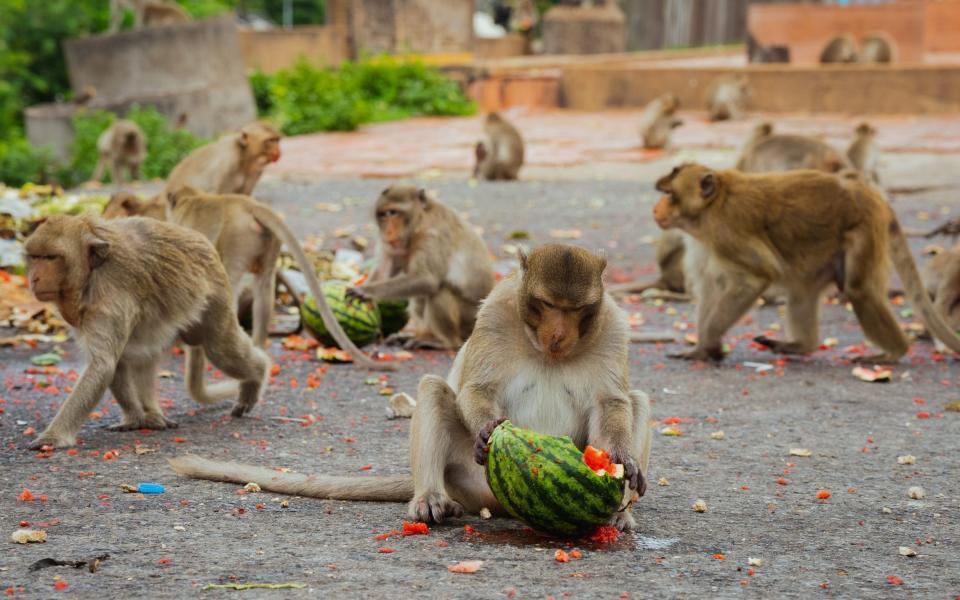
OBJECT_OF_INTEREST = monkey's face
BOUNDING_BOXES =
[239,125,282,169]
[653,164,717,232]
[376,187,428,253]
[26,216,108,302]
[519,245,605,361]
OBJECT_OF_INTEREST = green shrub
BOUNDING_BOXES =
[266,59,371,134]
[70,105,209,183]
[0,138,56,187]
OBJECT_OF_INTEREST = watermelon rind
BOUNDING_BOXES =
[301,280,381,348]
[377,299,410,336]
[485,420,625,537]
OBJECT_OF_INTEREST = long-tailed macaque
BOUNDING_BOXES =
[89,120,146,185]
[109,0,190,33]
[171,244,651,529]
[846,122,880,184]
[922,245,960,334]
[607,230,687,296]
[350,186,495,350]
[638,93,683,150]
[165,122,280,196]
[24,215,269,448]
[652,164,960,362]
[102,192,167,220]
[747,34,790,64]
[820,34,859,64]
[165,187,392,376]
[860,33,895,64]
[707,76,749,122]
[474,113,524,181]
[736,122,850,174]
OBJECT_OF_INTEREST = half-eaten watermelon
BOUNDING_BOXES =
[485,420,625,536]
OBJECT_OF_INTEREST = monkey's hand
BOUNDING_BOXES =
[473,417,507,466]
[346,286,373,303]
[28,432,75,450]
[610,450,646,497]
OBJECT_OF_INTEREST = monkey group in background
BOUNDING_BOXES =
[165,122,281,196]
[653,164,960,362]
[24,214,269,448]
[171,244,651,530]
[820,32,896,64]
[474,112,525,181]
[352,186,495,350]
[707,76,749,122]
[89,120,146,185]
[638,93,683,150]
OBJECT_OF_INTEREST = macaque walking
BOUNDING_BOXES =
[474,113,524,181]
[24,214,269,448]
[171,244,652,530]
[89,120,146,185]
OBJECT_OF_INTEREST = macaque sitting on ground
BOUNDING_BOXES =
[24,214,269,448]
[736,122,850,174]
[846,122,880,184]
[165,122,281,196]
[638,93,683,150]
[89,120,146,185]
[652,163,960,362]
[351,186,495,350]
[707,76,749,122]
[820,34,859,64]
[474,113,524,181]
[171,244,651,530]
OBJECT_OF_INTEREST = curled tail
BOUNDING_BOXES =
[889,221,960,354]
[168,455,413,502]
[249,205,395,372]
[185,346,239,404]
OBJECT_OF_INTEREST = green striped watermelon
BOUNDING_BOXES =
[485,421,625,537]
[301,281,381,347]
[377,299,410,335]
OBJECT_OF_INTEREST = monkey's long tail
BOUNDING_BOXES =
[249,205,395,372]
[185,346,239,404]
[168,455,414,502]
[889,221,960,354]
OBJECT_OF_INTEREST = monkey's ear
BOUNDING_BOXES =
[594,249,608,274]
[655,167,678,193]
[121,196,141,212]
[518,247,529,271]
[759,122,773,135]
[670,118,683,129]
[417,189,431,209]
[237,132,249,148]
[84,233,110,268]
[700,172,717,197]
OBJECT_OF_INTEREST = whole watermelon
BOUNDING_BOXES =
[485,421,625,537]
[301,281,381,347]
[377,299,410,336]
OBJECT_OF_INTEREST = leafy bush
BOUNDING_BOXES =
[70,105,209,183]
[0,139,57,187]
[255,56,475,135]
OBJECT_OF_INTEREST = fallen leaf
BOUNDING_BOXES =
[898,546,916,557]
[748,557,763,567]
[907,486,925,499]
[479,507,492,520]
[692,499,708,513]
[549,229,582,240]
[447,560,484,573]
[897,455,915,465]
[852,366,892,383]
[710,431,725,440]
[944,402,960,412]
[660,426,682,437]
[10,529,46,544]
[656,477,670,487]
[789,448,812,457]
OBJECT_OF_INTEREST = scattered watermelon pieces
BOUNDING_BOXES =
[401,521,429,536]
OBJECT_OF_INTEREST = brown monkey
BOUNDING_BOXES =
[846,122,880,184]
[638,93,683,150]
[707,76,749,122]
[820,34,859,64]
[109,0,189,32]
[652,163,960,362]
[89,120,146,185]
[474,113,524,181]
[860,33,895,64]
[736,123,850,174]
[170,244,651,530]
[747,34,790,64]
[607,230,688,296]
[24,214,269,448]
[165,187,392,378]
[165,122,280,196]
[102,192,166,220]
[922,245,960,335]
[351,186,495,350]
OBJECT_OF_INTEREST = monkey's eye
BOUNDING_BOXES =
[668,192,679,205]
[541,299,556,310]
[28,254,58,261]
[527,300,542,315]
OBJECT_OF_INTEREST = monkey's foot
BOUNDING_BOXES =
[107,413,178,432]
[28,433,76,450]
[852,353,902,364]
[609,509,638,531]
[231,402,255,418]
[667,347,724,361]
[407,492,464,524]
[384,332,414,346]
[752,336,810,355]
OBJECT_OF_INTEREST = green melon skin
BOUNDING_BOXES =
[301,281,381,348]
[377,299,410,336]
[485,421,625,537]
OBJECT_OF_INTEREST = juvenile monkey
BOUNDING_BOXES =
[351,186,495,350]
[166,187,392,376]
[638,93,683,150]
[474,113,524,181]
[102,192,166,220]
[652,164,960,362]
[820,34,859,64]
[707,76,749,122]
[171,244,651,530]
[607,230,688,296]
[89,120,146,185]
[860,33,895,64]
[109,0,189,32]
[165,122,281,196]
[24,214,269,448]
[736,123,850,174]
[921,245,960,334]
[846,122,880,184]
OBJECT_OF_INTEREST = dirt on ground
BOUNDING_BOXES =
[1,118,959,599]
